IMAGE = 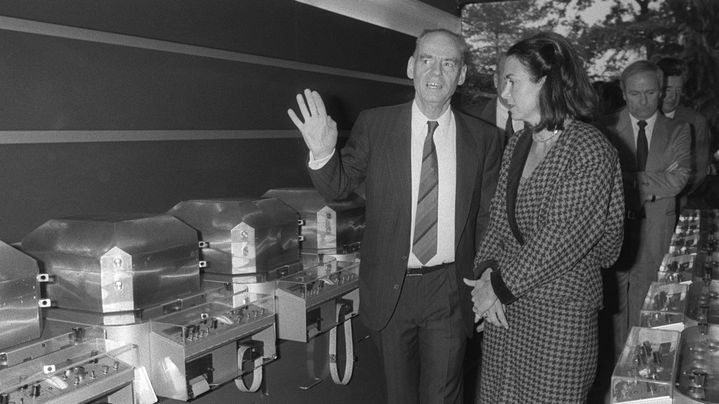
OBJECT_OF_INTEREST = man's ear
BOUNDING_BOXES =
[458,64,467,86]
[407,56,415,80]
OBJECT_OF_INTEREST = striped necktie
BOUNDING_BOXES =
[413,120,439,265]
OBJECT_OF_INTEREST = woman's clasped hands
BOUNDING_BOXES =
[463,270,509,331]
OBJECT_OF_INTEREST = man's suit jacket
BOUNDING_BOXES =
[672,105,711,193]
[462,97,505,143]
[309,102,502,337]
[599,108,691,266]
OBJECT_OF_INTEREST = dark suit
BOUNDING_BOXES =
[671,105,712,199]
[463,97,505,142]
[309,101,502,402]
[599,108,690,354]
[464,96,496,123]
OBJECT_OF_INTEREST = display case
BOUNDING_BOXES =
[44,281,233,399]
[21,214,201,314]
[275,255,359,342]
[639,282,687,330]
[685,279,719,327]
[262,188,365,254]
[611,327,680,403]
[168,198,301,283]
[677,209,701,232]
[670,232,701,255]
[0,327,137,404]
[0,240,48,351]
[149,292,276,400]
[689,253,717,282]
[658,253,695,284]
[674,325,719,404]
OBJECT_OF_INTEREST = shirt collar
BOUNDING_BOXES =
[496,99,523,129]
[629,111,658,135]
[412,100,452,133]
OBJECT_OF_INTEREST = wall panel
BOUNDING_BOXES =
[0,0,441,244]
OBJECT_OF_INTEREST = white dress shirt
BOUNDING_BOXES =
[409,101,456,267]
[630,111,658,149]
[308,100,456,267]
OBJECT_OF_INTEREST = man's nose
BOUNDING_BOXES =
[501,83,510,100]
[430,61,441,74]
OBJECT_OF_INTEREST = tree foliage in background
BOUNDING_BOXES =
[461,0,718,143]
[460,0,554,99]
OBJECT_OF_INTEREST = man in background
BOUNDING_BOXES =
[464,54,524,143]
[598,60,691,357]
[657,57,712,210]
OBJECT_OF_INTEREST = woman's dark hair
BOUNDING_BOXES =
[506,31,596,131]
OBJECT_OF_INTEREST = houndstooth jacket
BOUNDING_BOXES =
[474,118,625,309]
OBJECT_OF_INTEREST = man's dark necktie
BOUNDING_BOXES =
[505,111,514,138]
[636,120,648,171]
[413,121,439,265]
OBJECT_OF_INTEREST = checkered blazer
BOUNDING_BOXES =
[475,118,624,308]
[474,119,625,403]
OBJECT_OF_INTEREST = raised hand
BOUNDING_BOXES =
[287,89,338,160]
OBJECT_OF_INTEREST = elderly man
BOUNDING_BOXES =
[288,28,502,404]
[599,60,691,355]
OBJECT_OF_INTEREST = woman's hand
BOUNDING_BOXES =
[464,271,509,331]
[482,299,509,329]
[464,270,497,317]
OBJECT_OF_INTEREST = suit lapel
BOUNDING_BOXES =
[647,114,670,171]
[618,109,633,151]
[506,131,532,245]
[454,112,479,246]
[613,109,637,171]
[387,104,413,223]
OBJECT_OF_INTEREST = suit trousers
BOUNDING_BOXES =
[373,265,466,404]
[612,213,672,357]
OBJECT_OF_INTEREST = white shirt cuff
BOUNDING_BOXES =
[308,149,335,170]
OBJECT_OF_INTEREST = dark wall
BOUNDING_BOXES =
[0,0,419,241]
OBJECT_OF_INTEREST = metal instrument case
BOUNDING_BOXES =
[263,188,365,254]
[168,198,300,280]
[0,327,137,404]
[0,240,42,350]
[21,213,201,314]
[275,254,359,342]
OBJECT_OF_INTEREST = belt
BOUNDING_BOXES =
[406,262,453,277]
[626,208,645,220]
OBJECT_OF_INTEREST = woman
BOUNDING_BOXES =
[465,32,625,403]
